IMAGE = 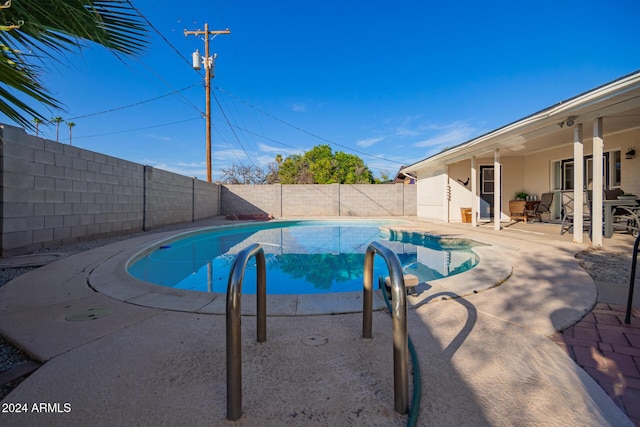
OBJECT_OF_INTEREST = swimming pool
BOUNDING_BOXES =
[127,220,479,295]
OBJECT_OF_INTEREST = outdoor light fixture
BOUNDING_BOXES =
[626,147,636,159]
[565,116,576,127]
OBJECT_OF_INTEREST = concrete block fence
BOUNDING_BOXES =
[0,125,220,256]
[221,183,416,218]
[1,123,415,257]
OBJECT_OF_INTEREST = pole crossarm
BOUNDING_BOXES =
[184,28,231,37]
[184,25,231,182]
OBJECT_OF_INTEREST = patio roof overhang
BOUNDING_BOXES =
[402,70,640,174]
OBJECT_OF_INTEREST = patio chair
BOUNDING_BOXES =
[560,191,591,235]
[612,204,640,236]
[526,192,554,222]
[605,188,624,200]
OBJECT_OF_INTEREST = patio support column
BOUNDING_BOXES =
[592,117,604,247]
[471,156,477,227]
[493,149,501,231]
[573,124,584,243]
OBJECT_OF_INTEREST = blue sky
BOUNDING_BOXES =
[5,0,640,181]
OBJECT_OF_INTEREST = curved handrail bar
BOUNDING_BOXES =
[625,233,640,324]
[362,241,409,415]
[226,243,267,421]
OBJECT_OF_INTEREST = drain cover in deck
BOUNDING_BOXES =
[301,334,328,346]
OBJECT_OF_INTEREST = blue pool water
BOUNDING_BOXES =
[128,220,479,294]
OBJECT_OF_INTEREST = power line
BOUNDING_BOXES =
[215,86,406,166]
[211,114,302,152]
[74,116,201,140]
[67,83,200,120]
[125,2,401,169]
[126,0,193,70]
[212,90,256,167]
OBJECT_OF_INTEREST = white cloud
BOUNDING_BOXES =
[413,121,477,148]
[256,142,303,157]
[212,146,247,162]
[143,133,173,142]
[141,159,207,179]
[291,102,307,112]
[356,137,383,148]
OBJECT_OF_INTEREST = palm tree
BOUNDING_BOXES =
[0,1,147,130]
[51,116,63,142]
[67,121,76,145]
[32,117,42,136]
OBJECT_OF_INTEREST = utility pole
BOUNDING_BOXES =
[185,24,230,182]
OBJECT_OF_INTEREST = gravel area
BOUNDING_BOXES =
[576,247,639,283]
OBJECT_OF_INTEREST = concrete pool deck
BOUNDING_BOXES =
[0,216,637,426]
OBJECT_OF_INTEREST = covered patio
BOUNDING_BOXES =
[401,71,640,247]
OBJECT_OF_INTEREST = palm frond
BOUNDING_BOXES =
[0,0,148,130]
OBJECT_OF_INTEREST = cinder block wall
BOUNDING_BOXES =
[0,125,221,256]
[194,179,220,221]
[221,185,283,216]
[0,126,145,255]
[221,183,417,217]
[143,166,194,229]
[282,184,339,216]
[403,184,417,215]
[0,123,417,256]
[340,184,403,216]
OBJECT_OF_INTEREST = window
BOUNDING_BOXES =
[562,160,574,190]
[482,168,494,194]
[612,150,621,187]
[553,150,620,191]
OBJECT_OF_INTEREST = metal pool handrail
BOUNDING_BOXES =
[362,241,409,415]
[625,233,640,324]
[226,243,267,421]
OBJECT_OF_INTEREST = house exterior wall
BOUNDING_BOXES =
[416,167,446,220]
[413,124,640,223]
[447,161,473,222]
[611,128,640,196]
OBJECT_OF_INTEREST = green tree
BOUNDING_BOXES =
[51,116,63,141]
[276,145,374,184]
[67,120,75,145]
[32,116,42,136]
[0,0,147,129]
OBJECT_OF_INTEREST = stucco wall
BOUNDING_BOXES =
[416,170,446,220]
[447,161,473,222]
